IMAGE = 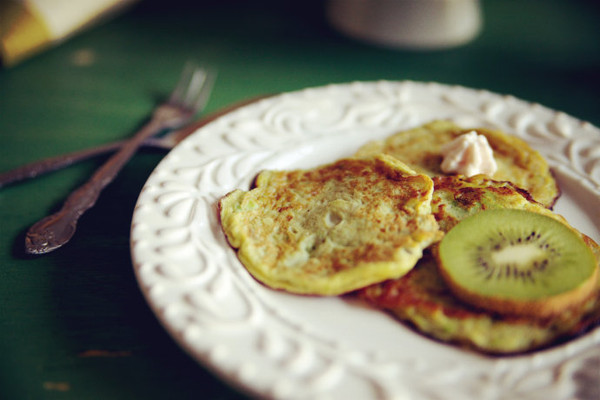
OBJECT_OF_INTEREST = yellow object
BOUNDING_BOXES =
[0,0,138,66]
[0,0,50,66]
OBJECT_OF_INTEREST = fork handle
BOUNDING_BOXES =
[2,95,269,189]
[24,116,168,255]
[0,141,125,188]
[0,138,171,188]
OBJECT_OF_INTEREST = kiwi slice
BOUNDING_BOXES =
[437,209,599,318]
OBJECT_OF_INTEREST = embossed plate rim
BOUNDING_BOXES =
[130,80,600,400]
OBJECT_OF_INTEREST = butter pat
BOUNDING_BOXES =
[441,131,497,177]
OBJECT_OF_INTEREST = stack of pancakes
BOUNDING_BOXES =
[219,120,599,354]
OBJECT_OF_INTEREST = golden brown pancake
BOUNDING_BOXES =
[356,175,599,354]
[219,155,442,296]
[431,174,556,233]
[355,120,560,208]
[357,250,600,355]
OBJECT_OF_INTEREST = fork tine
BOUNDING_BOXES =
[168,61,196,103]
[184,67,216,110]
[169,62,216,113]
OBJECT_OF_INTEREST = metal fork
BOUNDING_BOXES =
[24,62,216,255]
[0,136,176,188]
[0,95,266,188]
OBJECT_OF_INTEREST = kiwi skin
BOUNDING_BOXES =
[435,209,600,319]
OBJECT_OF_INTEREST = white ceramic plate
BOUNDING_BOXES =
[130,81,600,400]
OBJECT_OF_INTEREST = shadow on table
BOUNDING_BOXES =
[11,154,251,399]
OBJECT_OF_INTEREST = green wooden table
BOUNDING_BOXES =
[1,1,599,398]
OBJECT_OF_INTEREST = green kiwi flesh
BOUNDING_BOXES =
[437,209,599,318]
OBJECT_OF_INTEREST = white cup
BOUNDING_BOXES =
[326,0,482,50]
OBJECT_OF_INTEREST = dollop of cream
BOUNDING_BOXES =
[440,131,497,177]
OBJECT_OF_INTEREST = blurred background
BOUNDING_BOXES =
[0,0,599,399]
[3,0,600,123]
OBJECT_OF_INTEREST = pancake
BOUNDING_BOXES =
[355,120,560,208]
[218,154,443,296]
[430,174,559,233]
[357,250,600,355]
[356,175,600,354]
